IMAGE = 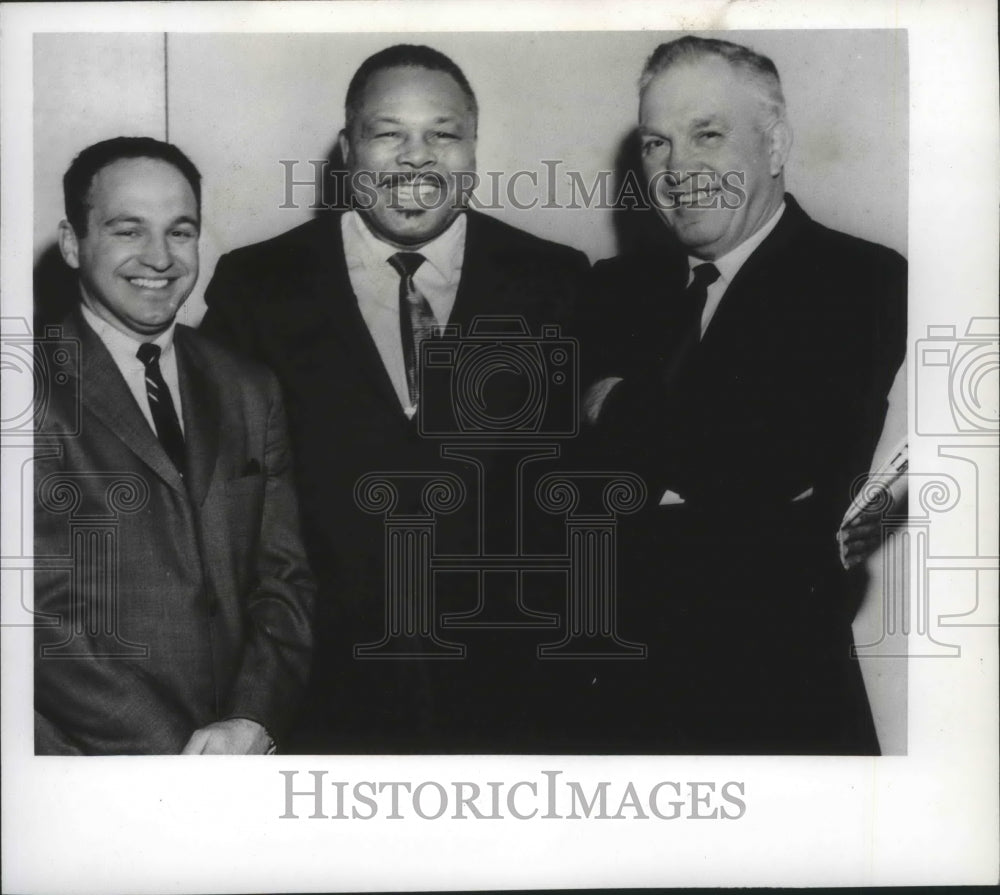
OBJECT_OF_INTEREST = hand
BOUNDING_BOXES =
[181,718,273,755]
[837,511,885,570]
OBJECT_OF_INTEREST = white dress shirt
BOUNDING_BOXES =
[79,302,184,435]
[342,210,467,415]
[689,200,786,337]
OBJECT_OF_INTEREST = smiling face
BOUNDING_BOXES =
[339,65,477,249]
[59,156,200,340]
[638,55,791,259]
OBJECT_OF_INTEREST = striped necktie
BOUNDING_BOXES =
[136,342,186,475]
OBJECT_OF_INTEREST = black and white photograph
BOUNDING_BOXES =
[2,1,997,891]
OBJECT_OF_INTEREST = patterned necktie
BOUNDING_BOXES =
[136,342,186,475]
[388,251,439,409]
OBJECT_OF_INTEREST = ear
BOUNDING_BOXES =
[768,119,793,176]
[338,130,351,166]
[58,220,81,270]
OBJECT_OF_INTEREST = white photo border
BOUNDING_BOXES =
[2,1,997,891]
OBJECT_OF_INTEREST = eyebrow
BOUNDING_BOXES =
[639,115,727,134]
[101,214,200,229]
[691,116,726,129]
[101,215,145,227]
[365,114,467,127]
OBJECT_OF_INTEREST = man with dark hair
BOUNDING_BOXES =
[581,36,906,754]
[34,137,315,754]
[62,136,204,236]
[201,45,589,752]
[343,43,479,133]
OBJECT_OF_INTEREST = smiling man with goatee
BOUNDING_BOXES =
[201,45,589,753]
[35,137,315,754]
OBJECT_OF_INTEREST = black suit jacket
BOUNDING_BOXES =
[200,210,589,751]
[34,313,315,754]
[580,195,906,753]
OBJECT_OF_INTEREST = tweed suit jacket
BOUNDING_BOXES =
[34,311,315,754]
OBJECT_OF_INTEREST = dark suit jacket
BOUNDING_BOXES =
[34,312,315,755]
[579,195,906,754]
[200,209,589,752]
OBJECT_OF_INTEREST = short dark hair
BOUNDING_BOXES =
[343,44,478,133]
[640,36,786,125]
[63,137,202,236]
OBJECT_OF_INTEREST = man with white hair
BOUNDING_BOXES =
[581,36,906,754]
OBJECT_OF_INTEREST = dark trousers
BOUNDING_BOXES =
[577,502,879,755]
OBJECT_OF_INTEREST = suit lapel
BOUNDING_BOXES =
[174,328,219,507]
[67,313,187,495]
[450,211,505,329]
[700,194,808,351]
[653,204,806,396]
[307,213,405,414]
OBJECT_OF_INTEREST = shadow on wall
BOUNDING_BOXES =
[611,128,676,257]
[34,242,79,329]
[314,139,350,217]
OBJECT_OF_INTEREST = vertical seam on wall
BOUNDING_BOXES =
[163,32,169,142]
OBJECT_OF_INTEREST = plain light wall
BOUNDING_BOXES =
[33,33,166,256]
[32,29,909,752]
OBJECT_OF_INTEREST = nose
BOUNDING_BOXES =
[662,144,689,185]
[396,133,436,169]
[644,142,684,187]
[138,234,172,271]
[665,140,705,186]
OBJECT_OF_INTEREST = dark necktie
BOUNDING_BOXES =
[388,251,438,409]
[660,261,721,389]
[685,261,722,336]
[136,342,186,475]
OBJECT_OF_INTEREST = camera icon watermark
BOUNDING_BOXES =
[915,317,999,436]
[1,318,149,655]
[356,315,645,660]
[1,318,81,439]
[418,316,578,439]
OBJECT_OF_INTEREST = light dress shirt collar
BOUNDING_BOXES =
[341,210,467,417]
[687,200,786,336]
[79,300,183,433]
[342,209,466,324]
